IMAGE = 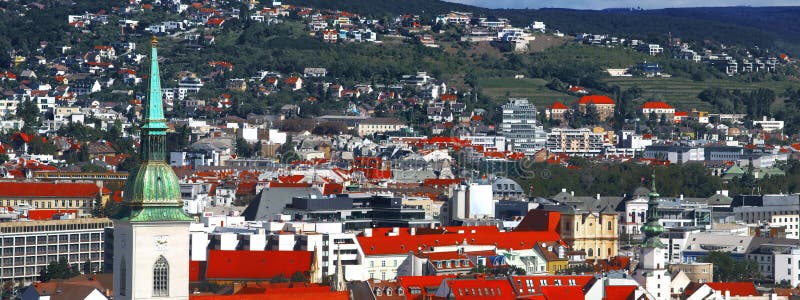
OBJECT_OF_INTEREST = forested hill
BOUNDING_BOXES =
[285,0,800,54]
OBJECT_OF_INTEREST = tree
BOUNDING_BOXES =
[270,274,289,283]
[83,259,93,275]
[235,137,254,158]
[701,251,760,282]
[39,258,81,282]
[16,97,41,133]
[81,164,108,173]
[290,271,307,283]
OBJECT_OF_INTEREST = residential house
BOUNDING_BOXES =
[285,76,303,91]
[577,95,616,121]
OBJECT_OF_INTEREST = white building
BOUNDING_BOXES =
[460,135,506,152]
[752,116,785,133]
[546,128,605,157]
[0,218,112,285]
[500,98,546,155]
[770,214,799,239]
[774,248,800,289]
[451,183,495,220]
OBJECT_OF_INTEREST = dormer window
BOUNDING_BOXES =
[374,287,382,296]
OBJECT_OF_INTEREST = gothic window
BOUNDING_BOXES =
[153,256,169,297]
[119,257,127,296]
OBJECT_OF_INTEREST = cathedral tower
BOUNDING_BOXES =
[112,36,194,300]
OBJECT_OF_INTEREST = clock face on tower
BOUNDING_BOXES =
[154,235,169,251]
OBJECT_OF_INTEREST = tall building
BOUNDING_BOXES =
[500,98,546,155]
[0,218,112,284]
[633,174,670,300]
[112,36,194,300]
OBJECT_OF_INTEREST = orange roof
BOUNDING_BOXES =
[94,45,113,50]
[578,95,615,105]
[284,76,301,84]
[189,284,349,300]
[207,18,225,26]
[642,101,674,109]
[441,94,457,101]
[674,111,688,117]
[398,275,457,300]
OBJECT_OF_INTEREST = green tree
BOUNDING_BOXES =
[702,251,761,281]
[16,98,41,133]
[83,259,93,275]
[270,274,289,283]
[290,271,307,283]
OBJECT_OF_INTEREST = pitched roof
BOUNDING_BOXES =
[398,275,456,300]
[357,225,560,256]
[0,182,103,198]
[445,278,515,299]
[578,95,615,105]
[205,250,312,281]
[604,285,637,300]
[641,101,674,109]
[704,282,758,296]
[548,101,569,110]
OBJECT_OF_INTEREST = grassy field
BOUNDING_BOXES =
[603,77,799,112]
[478,77,578,106]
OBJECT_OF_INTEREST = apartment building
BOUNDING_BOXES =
[0,218,112,284]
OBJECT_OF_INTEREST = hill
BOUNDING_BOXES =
[285,0,800,54]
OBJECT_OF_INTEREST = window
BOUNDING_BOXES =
[607,221,612,230]
[397,287,405,296]
[587,248,593,257]
[153,256,169,297]
[374,288,382,296]
[119,257,127,296]
[386,287,392,296]
[381,260,386,267]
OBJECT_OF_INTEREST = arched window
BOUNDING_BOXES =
[119,257,127,296]
[153,256,169,297]
[587,248,593,257]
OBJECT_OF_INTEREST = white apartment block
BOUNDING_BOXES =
[501,98,546,155]
[771,214,800,239]
[0,218,112,285]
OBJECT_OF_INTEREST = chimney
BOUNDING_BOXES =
[680,194,684,200]
[410,227,416,236]
[596,194,600,200]
[570,191,574,196]
[364,228,372,237]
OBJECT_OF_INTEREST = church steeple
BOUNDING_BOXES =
[641,172,665,248]
[114,36,193,222]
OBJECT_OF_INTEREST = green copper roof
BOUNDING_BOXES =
[114,37,192,223]
[142,36,167,134]
[641,172,666,248]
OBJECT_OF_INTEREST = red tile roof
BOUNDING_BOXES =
[0,182,104,198]
[548,101,569,110]
[446,278,515,299]
[357,225,560,256]
[398,275,457,300]
[704,282,758,296]
[578,95,615,105]
[641,101,674,109]
[205,250,312,281]
[26,209,78,220]
[189,283,349,300]
[604,285,637,300]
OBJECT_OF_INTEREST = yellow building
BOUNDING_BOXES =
[534,242,569,274]
[558,211,619,260]
[0,182,109,212]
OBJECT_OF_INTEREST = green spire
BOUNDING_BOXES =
[641,172,665,248]
[114,37,193,223]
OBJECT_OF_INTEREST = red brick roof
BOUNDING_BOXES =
[0,182,103,198]
[205,250,312,281]
[578,95,615,105]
